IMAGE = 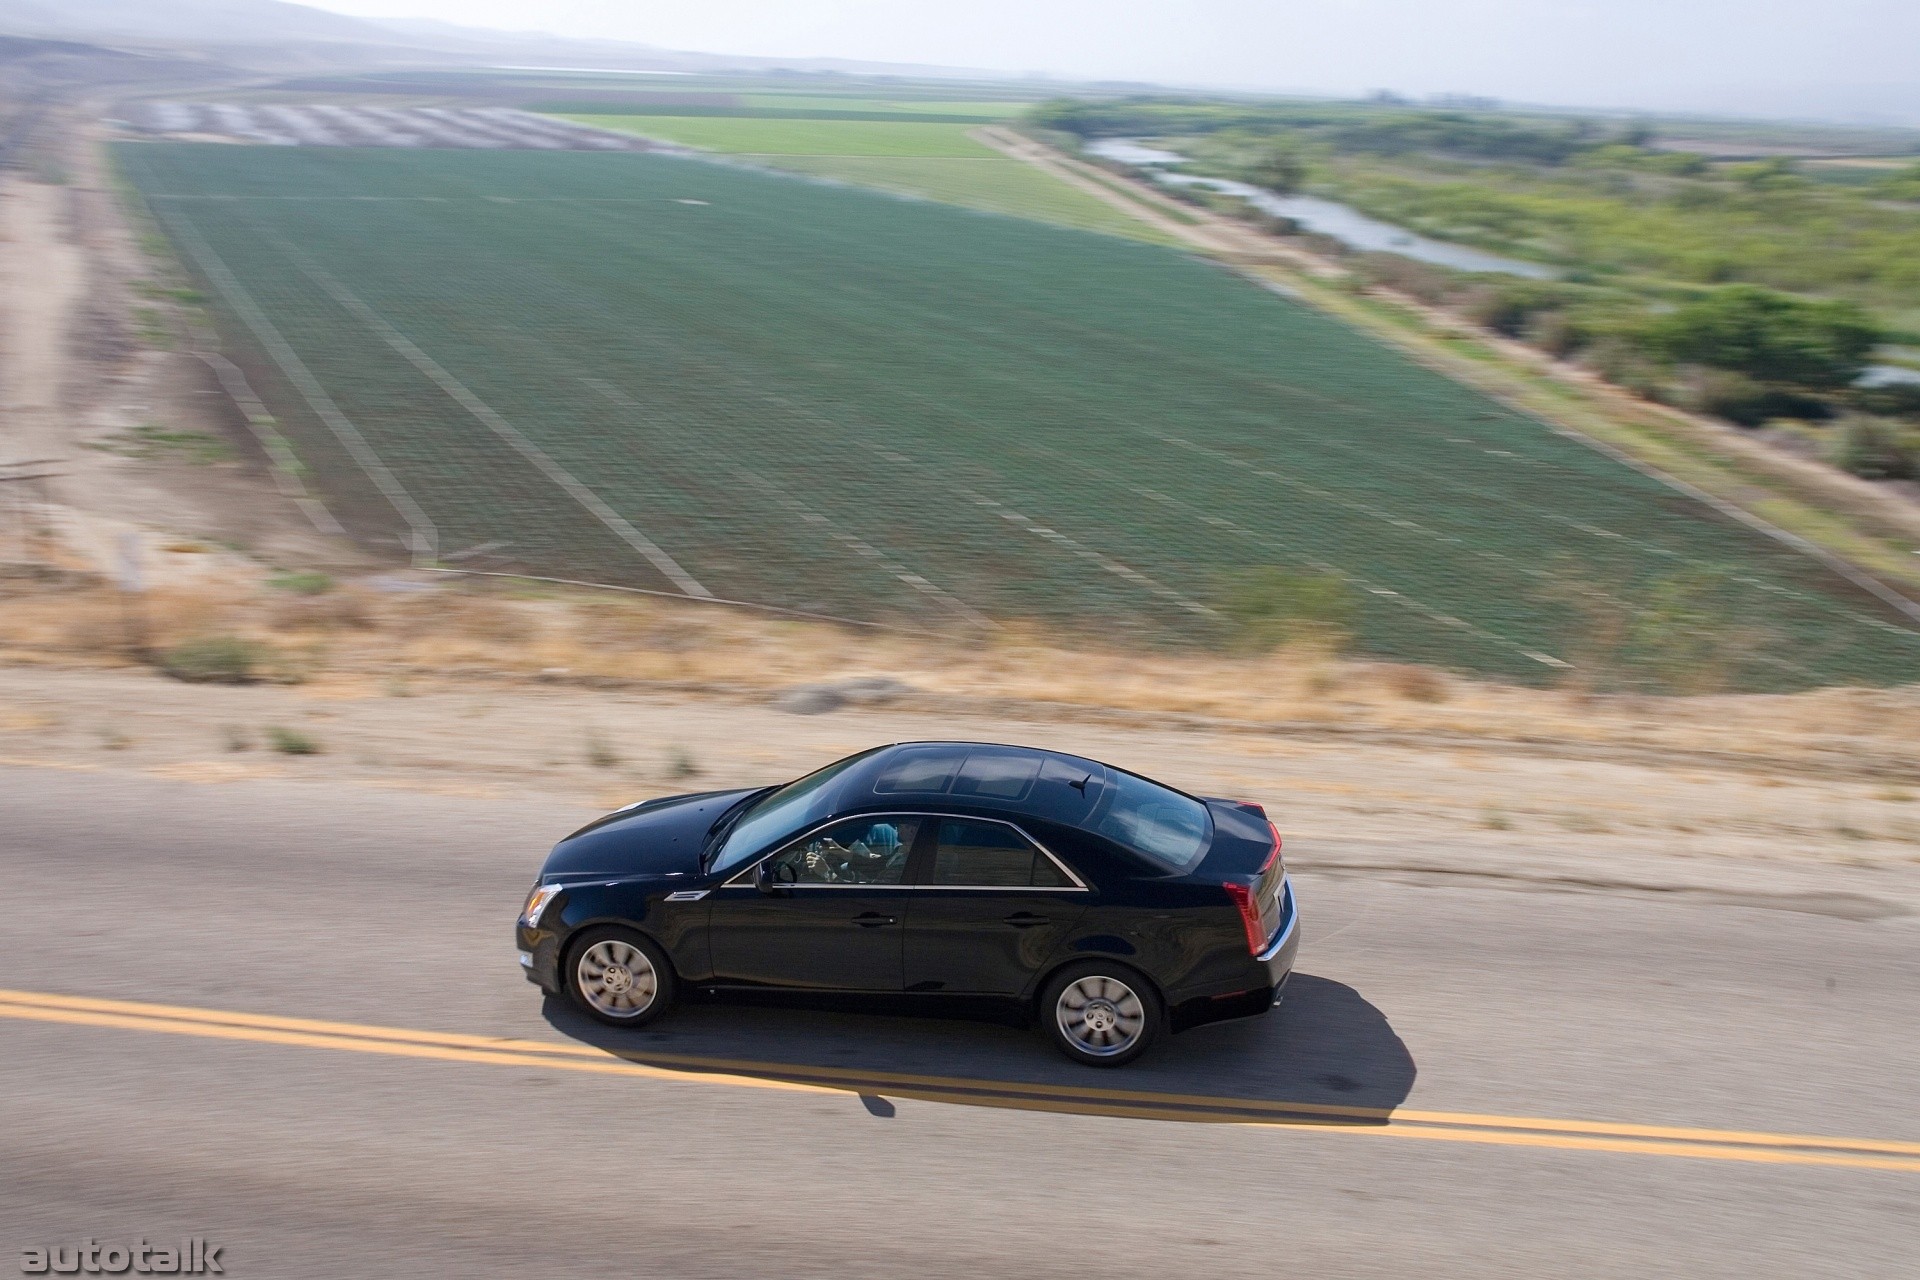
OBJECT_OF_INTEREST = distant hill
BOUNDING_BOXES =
[0,0,1002,78]
[0,31,224,95]
[0,0,387,45]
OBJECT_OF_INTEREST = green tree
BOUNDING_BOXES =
[1872,161,1920,201]
[1243,138,1307,194]
[1646,286,1880,390]
[1726,158,1806,190]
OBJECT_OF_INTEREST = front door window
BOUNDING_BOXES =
[765,817,918,886]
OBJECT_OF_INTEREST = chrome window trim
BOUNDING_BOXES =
[715,810,1089,892]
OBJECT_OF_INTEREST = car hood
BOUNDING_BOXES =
[541,787,764,880]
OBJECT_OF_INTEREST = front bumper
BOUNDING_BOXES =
[517,925,563,995]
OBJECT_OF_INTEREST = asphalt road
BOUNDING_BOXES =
[3,764,1917,1278]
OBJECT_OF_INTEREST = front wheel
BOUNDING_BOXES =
[566,926,676,1028]
[1040,962,1162,1067]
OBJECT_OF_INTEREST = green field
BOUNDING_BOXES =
[560,113,1170,243]
[737,96,1030,117]
[562,115,997,156]
[118,143,1920,690]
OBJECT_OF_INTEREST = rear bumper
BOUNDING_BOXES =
[1170,875,1299,1032]
[1256,875,1300,973]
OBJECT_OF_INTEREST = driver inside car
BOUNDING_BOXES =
[799,822,903,883]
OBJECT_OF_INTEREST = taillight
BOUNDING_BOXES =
[1223,882,1266,954]
[1260,821,1283,874]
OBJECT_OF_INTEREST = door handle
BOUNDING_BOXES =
[1004,912,1050,928]
[851,912,895,928]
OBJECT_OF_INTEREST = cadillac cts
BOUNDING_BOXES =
[517,741,1298,1066]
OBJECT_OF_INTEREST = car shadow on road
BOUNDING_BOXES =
[541,972,1414,1126]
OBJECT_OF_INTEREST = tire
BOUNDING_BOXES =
[1040,962,1162,1067]
[565,926,677,1028]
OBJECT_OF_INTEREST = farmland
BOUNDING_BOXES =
[116,142,1920,690]
[559,112,1171,243]
[567,117,997,156]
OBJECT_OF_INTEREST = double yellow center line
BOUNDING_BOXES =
[3,987,1916,1173]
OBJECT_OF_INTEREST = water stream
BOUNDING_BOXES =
[1086,137,1557,279]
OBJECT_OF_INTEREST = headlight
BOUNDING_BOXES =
[520,883,564,929]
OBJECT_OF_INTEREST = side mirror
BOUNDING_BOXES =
[756,860,795,892]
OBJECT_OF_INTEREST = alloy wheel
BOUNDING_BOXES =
[1055,975,1146,1057]
[575,938,659,1019]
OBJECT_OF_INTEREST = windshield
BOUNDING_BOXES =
[710,748,884,874]
[1092,769,1213,871]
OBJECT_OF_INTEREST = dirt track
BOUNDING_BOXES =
[0,115,352,585]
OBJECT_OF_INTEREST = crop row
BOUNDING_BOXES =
[117,142,1920,690]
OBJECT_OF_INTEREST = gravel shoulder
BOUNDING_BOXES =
[4,662,1917,917]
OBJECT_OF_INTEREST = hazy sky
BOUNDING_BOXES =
[310,0,1920,121]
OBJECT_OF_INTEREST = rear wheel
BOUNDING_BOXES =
[1040,962,1162,1067]
[566,926,676,1028]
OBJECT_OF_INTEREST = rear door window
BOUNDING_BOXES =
[926,819,1069,887]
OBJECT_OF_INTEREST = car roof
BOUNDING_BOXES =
[833,740,1195,829]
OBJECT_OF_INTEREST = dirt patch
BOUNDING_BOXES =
[2,661,1917,917]
[0,110,365,590]
[3,569,1918,781]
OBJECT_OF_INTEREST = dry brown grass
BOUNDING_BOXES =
[381,592,539,644]
[266,589,375,633]
[1377,663,1451,704]
[3,576,1917,774]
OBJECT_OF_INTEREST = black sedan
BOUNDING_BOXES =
[517,741,1298,1066]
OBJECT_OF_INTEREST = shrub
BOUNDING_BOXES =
[1241,137,1307,194]
[269,590,372,633]
[1217,568,1357,652]
[1523,309,1586,358]
[266,725,321,755]
[1297,230,1352,259]
[1627,567,1768,695]
[584,730,620,769]
[1377,664,1450,702]
[1461,285,1537,337]
[1849,382,1920,421]
[1583,336,1665,399]
[1686,369,1829,428]
[159,635,265,684]
[1830,415,1917,480]
[270,570,335,595]
[1871,161,1920,201]
[1352,252,1465,307]
[1645,286,1880,390]
[1726,158,1806,191]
